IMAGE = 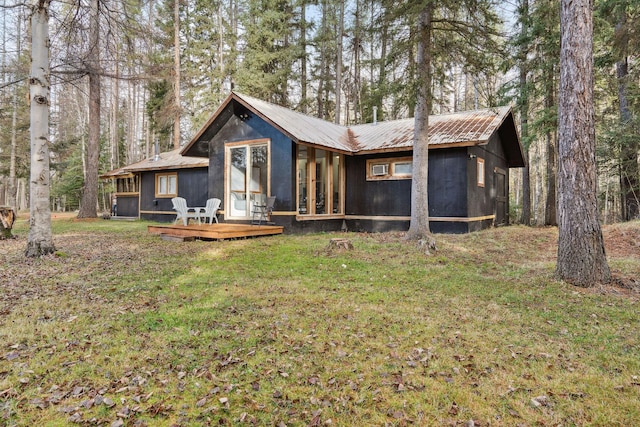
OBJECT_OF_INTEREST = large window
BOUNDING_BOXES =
[297,146,343,216]
[226,140,270,219]
[366,157,413,181]
[155,172,177,197]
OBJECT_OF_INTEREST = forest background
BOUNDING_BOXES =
[0,0,638,226]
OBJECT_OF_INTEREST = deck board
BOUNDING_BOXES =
[148,223,284,240]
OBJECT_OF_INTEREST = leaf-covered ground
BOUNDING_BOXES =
[0,217,638,426]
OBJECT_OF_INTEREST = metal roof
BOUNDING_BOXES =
[182,92,523,166]
[350,106,512,152]
[101,148,208,178]
[232,92,356,152]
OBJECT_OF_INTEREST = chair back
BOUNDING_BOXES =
[204,198,221,223]
[171,197,188,213]
[266,196,276,211]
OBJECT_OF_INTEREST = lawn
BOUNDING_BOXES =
[1,216,639,426]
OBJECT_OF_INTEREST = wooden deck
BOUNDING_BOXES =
[148,223,284,241]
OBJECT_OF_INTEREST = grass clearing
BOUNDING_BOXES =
[1,217,639,426]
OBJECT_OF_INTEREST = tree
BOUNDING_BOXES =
[77,0,101,218]
[556,0,610,286]
[25,0,55,257]
[173,0,180,149]
[405,2,433,244]
[516,0,532,225]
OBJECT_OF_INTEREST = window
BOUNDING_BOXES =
[115,175,139,193]
[477,157,485,187]
[155,172,177,197]
[366,157,413,181]
[297,146,343,216]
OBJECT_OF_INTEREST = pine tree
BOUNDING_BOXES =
[556,0,610,286]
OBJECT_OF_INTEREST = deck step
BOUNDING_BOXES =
[160,233,195,242]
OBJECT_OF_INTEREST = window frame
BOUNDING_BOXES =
[296,145,344,217]
[155,172,178,198]
[477,157,485,187]
[366,156,413,181]
[224,139,271,220]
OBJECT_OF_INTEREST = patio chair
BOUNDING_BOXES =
[201,198,221,224]
[171,197,201,225]
[252,196,276,225]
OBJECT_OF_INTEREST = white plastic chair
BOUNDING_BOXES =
[201,198,221,224]
[171,197,201,225]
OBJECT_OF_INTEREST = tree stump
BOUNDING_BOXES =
[0,206,16,240]
[327,238,353,251]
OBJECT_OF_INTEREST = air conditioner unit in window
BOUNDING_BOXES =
[372,164,389,176]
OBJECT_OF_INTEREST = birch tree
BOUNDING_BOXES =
[25,0,55,257]
[556,0,610,286]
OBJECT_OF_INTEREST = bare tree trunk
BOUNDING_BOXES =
[334,0,344,124]
[556,0,610,286]
[26,0,55,257]
[300,2,308,113]
[406,4,434,249]
[77,0,100,218]
[173,0,181,149]
[518,0,531,226]
[615,7,639,220]
[545,127,557,225]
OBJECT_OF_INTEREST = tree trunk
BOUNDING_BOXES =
[615,7,639,220]
[26,0,55,257]
[518,0,531,226]
[556,0,610,286]
[300,2,308,113]
[406,4,434,246]
[173,0,181,149]
[77,0,100,218]
[544,63,557,226]
[334,0,344,124]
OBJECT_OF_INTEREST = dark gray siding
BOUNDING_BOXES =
[207,105,296,222]
[115,195,138,217]
[467,133,510,227]
[139,167,208,222]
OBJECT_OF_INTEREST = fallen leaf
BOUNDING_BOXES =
[5,352,19,361]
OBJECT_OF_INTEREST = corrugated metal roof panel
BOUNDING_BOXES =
[233,93,356,152]
[102,149,208,177]
[350,106,511,152]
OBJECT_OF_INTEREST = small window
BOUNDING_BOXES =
[366,157,413,181]
[477,158,485,187]
[392,161,412,176]
[156,172,177,197]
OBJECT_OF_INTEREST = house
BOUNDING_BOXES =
[101,148,208,221]
[177,92,525,233]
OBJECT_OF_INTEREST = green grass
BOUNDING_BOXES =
[1,217,638,426]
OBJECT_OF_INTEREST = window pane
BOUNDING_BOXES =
[394,162,412,175]
[315,149,327,214]
[159,176,167,194]
[168,175,177,194]
[230,147,248,216]
[332,154,341,214]
[251,145,268,193]
[298,146,308,214]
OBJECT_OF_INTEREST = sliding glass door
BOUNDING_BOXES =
[226,140,269,219]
